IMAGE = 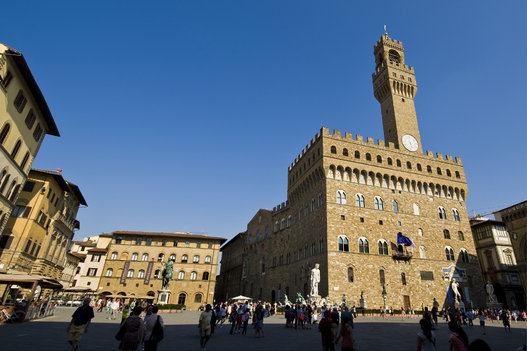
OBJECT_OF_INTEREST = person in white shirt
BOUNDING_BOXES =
[109,299,120,320]
[144,306,164,351]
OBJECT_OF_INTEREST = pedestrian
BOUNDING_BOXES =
[341,306,353,329]
[67,297,94,351]
[199,304,213,351]
[254,304,264,338]
[242,308,250,335]
[502,309,512,333]
[448,320,469,351]
[330,307,340,342]
[352,305,357,319]
[319,311,335,351]
[118,306,145,351]
[122,305,130,323]
[478,310,486,335]
[144,305,164,351]
[335,316,354,351]
[229,304,237,334]
[416,318,436,351]
[109,299,120,320]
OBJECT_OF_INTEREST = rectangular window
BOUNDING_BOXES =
[11,205,31,218]
[37,211,48,226]
[14,90,28,113]
[24,239,32,253]
[146,238,152,246]
[1,70,13,88]
[22,181,35,192]
[33,124,43,141]
[420,271,434,280]
[25,109,36,129]
[87,268,97,276]
[91,254,101,262]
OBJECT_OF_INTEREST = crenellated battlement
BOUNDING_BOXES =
[272,201,288,213]
[287,127,463,167]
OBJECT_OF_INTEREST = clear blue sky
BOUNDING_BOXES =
[2,1,526,241]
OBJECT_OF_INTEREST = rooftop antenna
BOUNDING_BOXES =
[384,25,388,36]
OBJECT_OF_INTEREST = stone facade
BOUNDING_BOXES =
[97,231,225,309]
[0,169,86,281]
[470,217,525,310]
[494,201,527,308]
[0,43,60,236]
[70,235,112,292]
[214,232,245,301]
[219,33,486,310]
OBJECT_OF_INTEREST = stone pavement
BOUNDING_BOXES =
[0,307,525,350]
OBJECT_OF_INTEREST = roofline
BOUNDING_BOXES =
[5,48,60,136]
[220,232,246,251]
[30,169,87,206]
[107,231,227,243]
[493,200,527,214]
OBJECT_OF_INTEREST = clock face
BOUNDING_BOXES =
[402,134,419,152]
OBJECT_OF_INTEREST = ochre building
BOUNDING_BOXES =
[98,231,225,309]
[220,33,486,310]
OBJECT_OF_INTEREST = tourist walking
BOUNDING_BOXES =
[416,318,436,351]
[118,306,145,351]
[67,297,95,351]
[330,307,340,342]
[335,317,354,351]
[319,311,335,351]
[109,299,120,320]
[448,320,469,351]
[199,304,213,351]
[254,304,265,338]
[144,306,164,351]
[502,309,512,333]
[478,310,486,335]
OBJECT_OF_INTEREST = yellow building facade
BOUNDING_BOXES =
[0,43,60,236]
[0,169,86,280]
[97,231,225,309]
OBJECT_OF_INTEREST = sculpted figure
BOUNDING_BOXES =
[161,258,175,289]
[451,278,461,302]
[310,263,320,296]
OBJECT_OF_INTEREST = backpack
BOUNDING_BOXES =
[149,316,164,342]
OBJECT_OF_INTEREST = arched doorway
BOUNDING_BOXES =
[178,293,186,305]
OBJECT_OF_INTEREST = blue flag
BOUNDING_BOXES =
[397,232,413,246]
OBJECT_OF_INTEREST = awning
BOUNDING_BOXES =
[230,295,252,301]
[0,272,63,289]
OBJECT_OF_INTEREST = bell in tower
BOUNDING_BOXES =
[372,33,422,153]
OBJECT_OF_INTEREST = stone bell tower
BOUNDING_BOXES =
[372,32,422,153]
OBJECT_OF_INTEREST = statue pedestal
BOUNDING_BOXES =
[360,298,366,308]
[308,294,321,304]
[455,301,465,310]
[157,290,171,305]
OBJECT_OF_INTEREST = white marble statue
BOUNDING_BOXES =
[310,263,320,296]
[486,280,497,303]
[451,278,461,302]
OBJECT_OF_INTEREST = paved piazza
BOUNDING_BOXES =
[0,307,525,350]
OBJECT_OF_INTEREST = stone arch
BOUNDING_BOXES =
[359,170,367,184]
[367,171,375,185]
[344,167,351,182]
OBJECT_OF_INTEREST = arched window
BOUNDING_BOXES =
[359,238,369,253]
[396,159,401,167]
[195,293,203,303]
[338,236,349,252]
[392,200,399,213]
[142,253,149,261]
[178,271,185,280]
[413,203,420,216]
[190,271,197,280]
[280,219,286,230]
[438,207,447,219]
[158,253,165,262]
[348,267,354,282]
[443,229,451,239]
[337,190,347,204]
[355,194,365,208]
[374,196,384,210]
[205,256,211,264]
[459,249,469,263]
[343,148,348,156]
[127,269,134,278]
[202,272,209,280]
[446,169,452,177]
[181,254,188,263]
[105,268,113,277]
[418,228,423,236]
[419,246,427,258]
[331,146,337,154]
[427,165,432,173]
[11,140,21,159]
[445,247,455,261]
[366,153,371,161]
[193,255,200,263]
[20,152,30,170]
[378,240,388,255]
[458,231,465,241]
[169,254,176,261]
[452,209,461,221]
[178,293,186,305]
[131,252,138,261]
[111,252,118,260]
[354,151,360,159]
[379,269,385,285]
[377,155,382,163]
[417,163,422,171]
[274,221,279,232]
[138,270,145,278]
[387,157,393,165]
[455,171,460,179]
[389,50,400,63]
[0,123,10,145]
[401,272,407,285]
[406,161,412,169]
[437,167,442,175]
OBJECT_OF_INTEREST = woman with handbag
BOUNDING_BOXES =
[116,306,145,351]
[144,306,164,351]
